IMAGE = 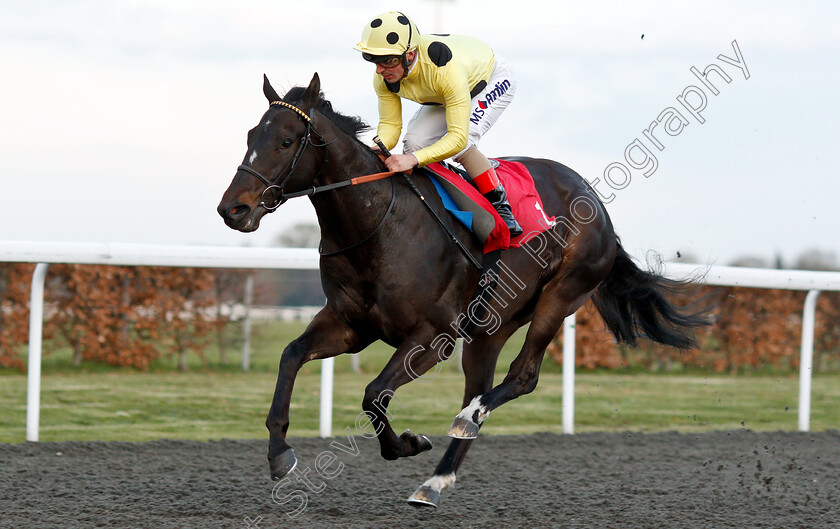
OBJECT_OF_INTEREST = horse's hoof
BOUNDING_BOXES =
[447,416,479,439]
[400,429,433,454]
[407,485,440,508]
[269,449,297,481]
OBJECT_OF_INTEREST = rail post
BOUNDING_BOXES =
[26,263,50,442]
[562,314,576,434]
[319,357,334,437]
[798,289,820,432]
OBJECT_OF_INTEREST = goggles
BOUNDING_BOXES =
[362,53,402,68]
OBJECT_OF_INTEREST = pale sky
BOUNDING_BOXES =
[1,0,838,266]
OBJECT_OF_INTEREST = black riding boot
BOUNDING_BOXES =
[484,184,523,237]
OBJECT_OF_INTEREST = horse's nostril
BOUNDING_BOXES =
[228,204,251,220]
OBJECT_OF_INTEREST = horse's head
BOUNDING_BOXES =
[217,73,326,232]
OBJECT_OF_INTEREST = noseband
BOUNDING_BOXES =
[237,100,331,210]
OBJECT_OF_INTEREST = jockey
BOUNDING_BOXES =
[355,11,523,237]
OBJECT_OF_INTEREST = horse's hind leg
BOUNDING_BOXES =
[408,325,515,508]
[267,306,370,481]
[447,272,601,438]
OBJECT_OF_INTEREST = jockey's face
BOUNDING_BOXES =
[375,51,415,83]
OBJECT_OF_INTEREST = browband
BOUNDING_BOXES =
[269,100,311,122]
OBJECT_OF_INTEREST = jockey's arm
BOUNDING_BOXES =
[375,89,419,172]
[410,66,471,168]
[374,81,403,152]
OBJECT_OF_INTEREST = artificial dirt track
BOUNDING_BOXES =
[2,430,838,529]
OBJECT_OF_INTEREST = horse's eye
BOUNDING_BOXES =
[280,138,294,149]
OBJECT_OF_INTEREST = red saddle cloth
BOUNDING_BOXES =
[424,160,556,253]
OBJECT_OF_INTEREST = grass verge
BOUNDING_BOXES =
[1,369,838,443]
[2,321,837,443]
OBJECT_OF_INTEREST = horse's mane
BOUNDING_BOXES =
[284,86,370,139]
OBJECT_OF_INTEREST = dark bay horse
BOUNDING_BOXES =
[218,73,706,508]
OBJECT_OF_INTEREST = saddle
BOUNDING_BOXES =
[421,159,556,253]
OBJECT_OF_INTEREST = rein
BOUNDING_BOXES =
[236,100,333,211]
[319,177,397,257]
[236,100,481,268]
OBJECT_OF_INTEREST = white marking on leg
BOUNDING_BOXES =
[248,150,258,164]
[456,396,490,424]
[422,473,456,492]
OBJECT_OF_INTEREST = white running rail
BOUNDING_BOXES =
[1,241,323,441]
[2,242,839,440]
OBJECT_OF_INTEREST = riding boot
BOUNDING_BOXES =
[473,168,523,237]
[483,183,523,237]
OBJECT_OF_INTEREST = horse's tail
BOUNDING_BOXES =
[591,240,709,349]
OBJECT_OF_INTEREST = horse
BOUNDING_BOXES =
[217,73,707,508]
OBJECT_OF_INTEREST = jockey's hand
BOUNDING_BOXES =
[384,153,418,173]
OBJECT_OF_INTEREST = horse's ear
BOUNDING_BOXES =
[263,74,281,103]
[301,72,321,110]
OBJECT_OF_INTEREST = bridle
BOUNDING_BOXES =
[234,99,482,269]
[235,99,398,256]
[234,99,481,268]
[236,100,333,211]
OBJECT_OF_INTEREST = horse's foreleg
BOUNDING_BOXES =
[362,324,443,462]
[408,326,513,508]
[267,307,369,481]
[448,276,597,439]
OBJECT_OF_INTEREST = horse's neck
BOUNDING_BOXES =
[311,135,393,253]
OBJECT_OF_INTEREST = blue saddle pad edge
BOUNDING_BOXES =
[426,172,475,232]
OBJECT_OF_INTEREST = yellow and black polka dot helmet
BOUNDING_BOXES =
[354,11,420,56]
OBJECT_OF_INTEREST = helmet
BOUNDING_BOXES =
[354,11,420,56]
